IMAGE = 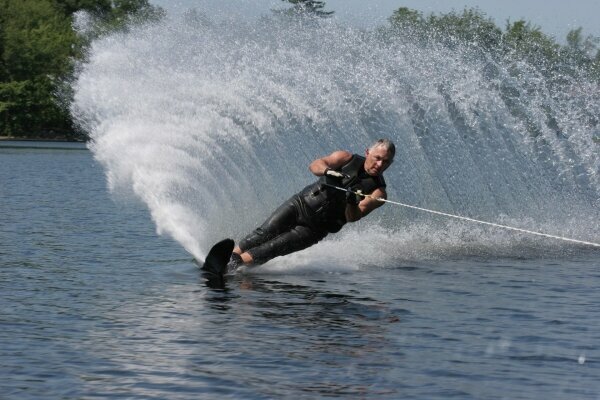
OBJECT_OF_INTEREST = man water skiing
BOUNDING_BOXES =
[227,139,395,271]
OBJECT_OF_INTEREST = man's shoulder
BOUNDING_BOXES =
[328,150,353,164]
[332,149,353,158]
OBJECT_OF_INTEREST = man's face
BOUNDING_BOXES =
[364,146,394,176]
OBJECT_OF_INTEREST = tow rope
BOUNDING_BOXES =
[323,183,600,248]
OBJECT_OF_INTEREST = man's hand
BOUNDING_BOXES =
[324,168,348,180]
[346,189,363,206]
[309,150,353,178]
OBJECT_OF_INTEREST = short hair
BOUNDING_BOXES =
[369,139,395,158]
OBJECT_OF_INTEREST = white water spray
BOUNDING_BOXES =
[72,10,600,261]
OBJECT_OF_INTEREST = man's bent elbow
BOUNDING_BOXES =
[346,214,362,223]
[345,206,362,222]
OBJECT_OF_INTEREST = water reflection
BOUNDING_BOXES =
[199,273,402,397]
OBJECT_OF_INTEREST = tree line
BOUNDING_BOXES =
[387,7,600,82]
[0,0,598,140]
[0,0,163,140]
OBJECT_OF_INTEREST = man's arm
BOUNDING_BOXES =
[309,150,353,176]
[346,187,387,222]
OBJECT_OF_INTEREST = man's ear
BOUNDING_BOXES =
[365,148,369,157]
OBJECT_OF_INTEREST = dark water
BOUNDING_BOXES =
[1,143,599,399]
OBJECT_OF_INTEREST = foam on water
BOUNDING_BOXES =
[71,10,600,261]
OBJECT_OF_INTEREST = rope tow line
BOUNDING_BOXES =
[323,183,600,248]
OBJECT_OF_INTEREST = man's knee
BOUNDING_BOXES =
[239,227,269,251]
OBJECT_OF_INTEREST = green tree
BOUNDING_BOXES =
[563,27,600,78]
[388,7,425,38]
[50,0,112,17]
[0,0,77,137]
[279,0,333,17]
[50,0,163,22]
[389,7,423,28]
[0,0,163,139]
[389,7,501,48]
[387,6,600,83]
[502,20,561,68]
[386,5,600,141]
[427,8,502,50]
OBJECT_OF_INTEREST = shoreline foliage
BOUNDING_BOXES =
[386,8,599,139]
[0,0,163,139]
[0,3,598,140]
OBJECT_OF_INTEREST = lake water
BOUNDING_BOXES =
[1,142,599,399]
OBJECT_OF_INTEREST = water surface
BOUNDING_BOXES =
[1,144,599,399]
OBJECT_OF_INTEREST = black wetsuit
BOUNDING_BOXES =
[239,154,386,265]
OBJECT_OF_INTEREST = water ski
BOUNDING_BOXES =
[200,238,234,288]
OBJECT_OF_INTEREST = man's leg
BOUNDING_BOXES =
[233,197,300,264]
[244,224,327,265]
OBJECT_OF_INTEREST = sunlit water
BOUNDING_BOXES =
[1,144,599,399]
[3,5,600,399]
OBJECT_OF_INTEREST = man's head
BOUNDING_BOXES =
[364,139,395,176]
